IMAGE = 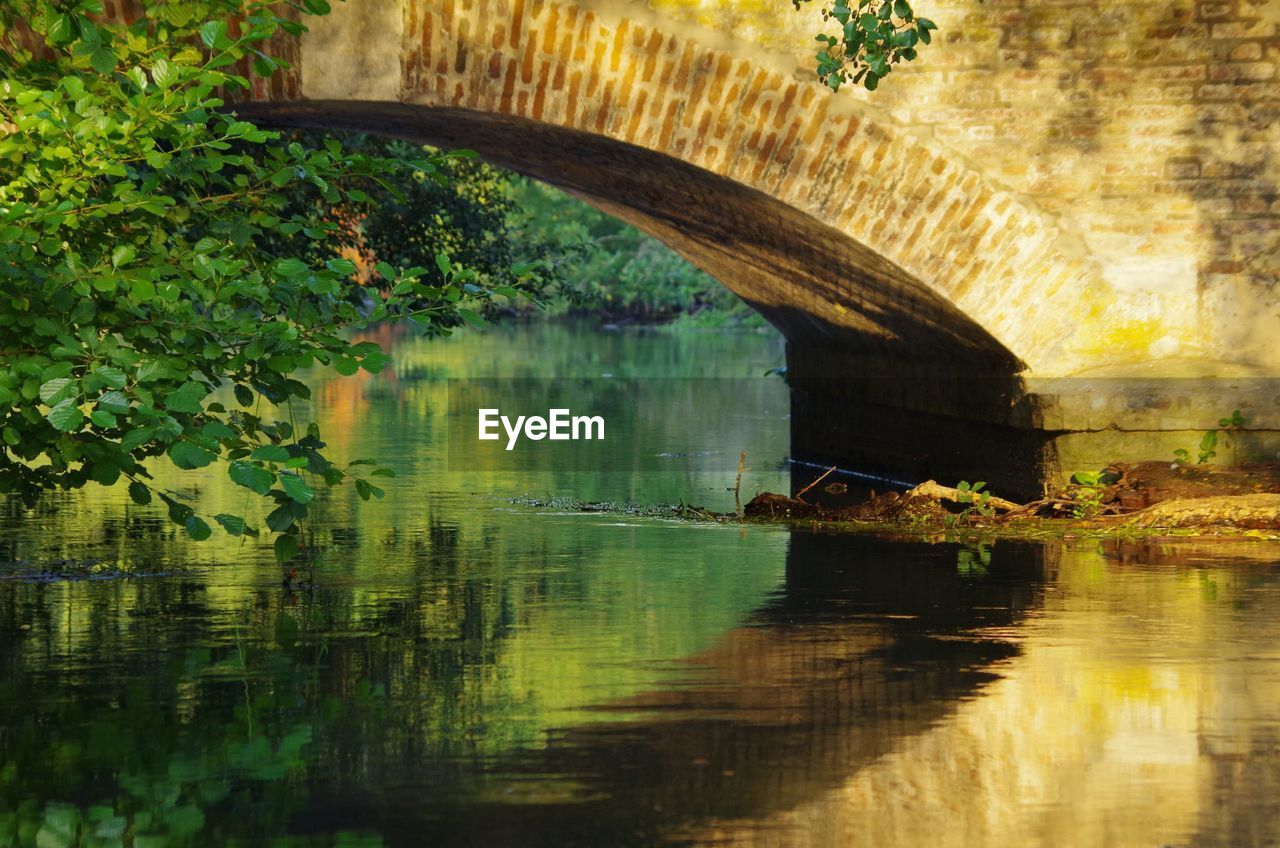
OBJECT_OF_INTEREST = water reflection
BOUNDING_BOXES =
[341,536,1043,847]
[683,540,1280,848]
[2,325,1280,847]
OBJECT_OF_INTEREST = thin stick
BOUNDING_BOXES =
[734,451,748,515]
[795,465,837,501]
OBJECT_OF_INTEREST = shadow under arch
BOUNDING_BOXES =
[298,533,1050,846]
[239,101,1055,496]
[237,101,1018,370]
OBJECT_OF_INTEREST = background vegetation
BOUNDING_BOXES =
[292,132,761,328]
[506,177,762,327]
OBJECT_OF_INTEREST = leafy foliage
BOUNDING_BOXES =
[1066,470,1107,518]
[0,0,532,560]
[794,0,939,91]
[272,133,747,326]
[1172,409,1246,467]
[507,178,762,325]
[271,132,572,317]
[945,479,993,526]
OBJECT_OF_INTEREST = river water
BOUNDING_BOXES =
[2,323,1279,847]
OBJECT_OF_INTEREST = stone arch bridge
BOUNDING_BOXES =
[132,0,1280,492]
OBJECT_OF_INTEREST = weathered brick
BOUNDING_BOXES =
[1231,42,1264,61]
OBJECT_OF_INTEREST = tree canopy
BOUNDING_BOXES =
[0,0,536,562]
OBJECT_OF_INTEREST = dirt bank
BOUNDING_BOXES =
[741,462,1280,538]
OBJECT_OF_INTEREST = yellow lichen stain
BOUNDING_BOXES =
[1062,293,1198,368]
[1081,320,1166,357]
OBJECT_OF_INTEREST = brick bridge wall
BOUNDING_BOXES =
[250,0,1278,380]
[640,0,1280,374]
[93,0,1279,376]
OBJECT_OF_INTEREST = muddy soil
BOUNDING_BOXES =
[743,462,1280,534]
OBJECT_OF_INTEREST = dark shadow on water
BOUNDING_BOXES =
[296,533,1047,846]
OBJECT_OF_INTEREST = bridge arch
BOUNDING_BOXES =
[246,100,1026,368]
[237,0,1113,376]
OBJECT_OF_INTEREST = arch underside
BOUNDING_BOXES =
[239,101,1024,372]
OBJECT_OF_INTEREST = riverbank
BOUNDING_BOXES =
[517,461,1280,543]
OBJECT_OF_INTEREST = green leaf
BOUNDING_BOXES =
[111,244,136,268]
[325,258,356,276]
[46,399,85,432]
[456,309,485,330]
[228,460,274,495]
[214,513,247,536]
[169,441,217,469]
[359,351,390,373]
[134,361,168,383]
[48,14,75,43]
[121,426,160,452]
[39,377,79,405]
[253,54,277,76]
[97,390,130,414]
[252,444,291,462]
[276,258,309,279]
[355,479,385,501]
[267,503,297,532]
[93,366,127,389]
[185,516,212,541]
[128,481,152,505]
[89,45,117,75]
[274,533,300,564]
[199,20,227,48]
[165,382,208,414]
[166,497,194,525]
[202,421,236,440]
[279,472,314,504]
[435,253,452,277]
[151,57,177,87]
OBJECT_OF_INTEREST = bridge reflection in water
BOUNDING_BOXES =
[686,539,1280,848]
[300,533,1280,848]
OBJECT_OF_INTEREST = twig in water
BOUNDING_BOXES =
[795,465,837,502]
[734,451,748,515]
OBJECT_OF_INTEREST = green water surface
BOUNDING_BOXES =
[2,324,1279,848]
